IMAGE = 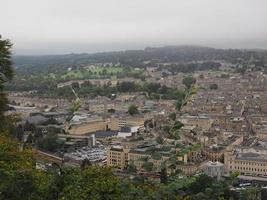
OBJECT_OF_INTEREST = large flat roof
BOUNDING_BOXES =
[236,152,267,162]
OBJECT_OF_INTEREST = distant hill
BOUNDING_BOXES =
[13,46,267,75]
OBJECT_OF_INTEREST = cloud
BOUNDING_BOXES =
[1,0,267,54]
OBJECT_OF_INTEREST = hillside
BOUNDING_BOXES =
[13,46,267,76]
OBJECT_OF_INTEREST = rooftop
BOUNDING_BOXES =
[236,152,267,162]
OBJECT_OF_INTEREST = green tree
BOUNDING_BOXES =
[168,112,176,121]
[0,35,13,132]
[160,167,168,184]
[39,132,60,152]
[199,74,204,79]
[175,100,183,111]
[128,105,139,115]
[69,99,81,113]
[81,158,92,170]
[209,83,218,90]
[142,162,154,172]
[127,162,137,173]
[156,136,164,144]
[60,166,121,200]
[173,121,184,130]
[182,76,196,90]
[0,134,37,199]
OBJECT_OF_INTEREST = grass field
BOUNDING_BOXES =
[88,66,123,74]
[61,66,124,79]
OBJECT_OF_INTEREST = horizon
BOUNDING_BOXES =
[12,44,267,56]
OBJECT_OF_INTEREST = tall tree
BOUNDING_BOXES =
[0,35,13,131]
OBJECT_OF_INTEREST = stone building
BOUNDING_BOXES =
[203,161,224,180]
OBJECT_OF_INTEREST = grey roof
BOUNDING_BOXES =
[27,115,47,125]
[236,153,267,162]
[94,131,118,138]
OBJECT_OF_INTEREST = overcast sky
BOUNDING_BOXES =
[1,0,267,55]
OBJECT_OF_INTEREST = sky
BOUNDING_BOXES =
[1,0,267,55]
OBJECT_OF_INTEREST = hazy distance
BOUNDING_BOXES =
[1,0,267,55]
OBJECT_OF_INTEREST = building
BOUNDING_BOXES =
[203,161,224,180]
[224,149,267,178]
[118,126,139,138]
[179,115,214,131]
[58,134,95,152]
[224,138,267,178]
[177,164,199,176]
[203,145,225,162]
[107,145,129,169]
[128,148,170,173]
[109,115,148,131]
[107,144,170,173]
[88,100,115,113]
[68,116,106,135]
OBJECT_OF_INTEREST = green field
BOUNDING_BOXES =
[61,66,124,79]
[88,66,123,74]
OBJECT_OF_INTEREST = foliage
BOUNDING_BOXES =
[173,121,184,130]
[38,132,61,152]
[151,152,162,160]
[220,73,230,78]
[127,162,137,173]
[199,74,204,79]
[142,162,154,172]
[60,166,121,200]
[175,100,183,111]
[168,112,176,121]
[0,35,13,130]
[128,105,139,115]
[210,83,218,90]
[182,76,196,90]
[156,136,164,144]
[160,167,168,184]
[69,99,81,113]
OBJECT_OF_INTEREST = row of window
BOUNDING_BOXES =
[230,166,267,173]
[230,161,266,167]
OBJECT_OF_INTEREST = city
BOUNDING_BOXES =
[1,0,267,200]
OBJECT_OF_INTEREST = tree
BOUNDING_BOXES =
[209,83,218,90]
[128,105,139,115]
[187,175,213,194]
[142,162,154,172]
[156,136,164,144]
[175,100,183,111]
[60,166,121,200]
[199,74,204,79]
[160,167,168,184]
[163,125,171,134]
[0,134,36,199]
[127,162,137,173]
[81,158,92,170]
[0,35,13,131]
[182,76,196,90]
[144,119,153,129]
[39,132,60,152]
[173,121,184,130]
[26,133,33,144]
[69,99,81,113]
[168,112,176,121]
